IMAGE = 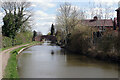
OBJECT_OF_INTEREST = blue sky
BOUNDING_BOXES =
[0,0,119,34]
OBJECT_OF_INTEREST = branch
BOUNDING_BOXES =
[22,15,31,23]
[2,7,8,14]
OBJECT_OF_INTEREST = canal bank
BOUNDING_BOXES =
[2,41,42,79]
[58,44,120,64]
[17,42,119,78]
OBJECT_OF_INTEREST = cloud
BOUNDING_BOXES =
[93,0,119,3]
[39,2,55,8]
[0,12,4,27]
[1,0,120,3]
[34,10,55,22]
[93,0,119,6]
[32,22,52,35]
[30,2,56,11]
[0,12,3,18]
[32,10,56,35]
[35,10,48,17]
[31,4,37,7]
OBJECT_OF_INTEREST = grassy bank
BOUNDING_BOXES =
[1,41,35,51]
[3,41,42,78]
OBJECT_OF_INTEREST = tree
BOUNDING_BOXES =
[88,2,114,19]
[50,24,55,35]
[56,2,81,45]
[2,13,15,38]
[32,30,37,41]
[1,1,32,45]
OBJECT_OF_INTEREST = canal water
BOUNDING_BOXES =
[18,42,119,78]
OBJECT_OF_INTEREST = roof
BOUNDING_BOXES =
[80,19,113,27]
[115,7,120,11]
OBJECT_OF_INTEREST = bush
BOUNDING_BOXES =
[96,36,114,53]
[95,31,120,56]
[67,30,90,53]
[0,34,2,48]
[114,34,120,55]
[2,31,33,48]
[15,31,33,45]
[2,36,12,48]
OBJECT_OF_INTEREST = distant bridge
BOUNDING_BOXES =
[35,35,57,43]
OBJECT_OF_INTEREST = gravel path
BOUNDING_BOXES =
[0,44,29,79]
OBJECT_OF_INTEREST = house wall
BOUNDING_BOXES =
[35,36,42,41]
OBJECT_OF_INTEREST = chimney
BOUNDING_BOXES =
[93,16,98,21]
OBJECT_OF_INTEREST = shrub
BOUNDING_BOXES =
[67,28,91,53]
[2,31,33,48]
[2,36,12,48]
[96,36,114,53]
[15,31,33,45]
[114,34,120,55]
[0,34,2,48]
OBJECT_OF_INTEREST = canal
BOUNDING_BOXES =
[18,42,119,78]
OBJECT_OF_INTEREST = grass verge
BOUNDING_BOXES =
[1,41,39,51]
[3,41,42,78]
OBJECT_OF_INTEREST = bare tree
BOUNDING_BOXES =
[56,2,82,45]
[89,1,96,19]
[89,1,114,19]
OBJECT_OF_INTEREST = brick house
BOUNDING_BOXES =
[35,35,42,41]
[80,16,113,32]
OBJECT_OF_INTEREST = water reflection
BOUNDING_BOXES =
[18,42,119,78]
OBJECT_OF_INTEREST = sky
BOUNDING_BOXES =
[0,0,120,35]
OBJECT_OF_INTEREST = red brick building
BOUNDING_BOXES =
[35,35,42,41]
[80,16,113,32]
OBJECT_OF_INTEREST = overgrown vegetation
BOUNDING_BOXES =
[55,2,120,62]
[2,31,33,49]
[95,30,120,58]
[66,25,92,53]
